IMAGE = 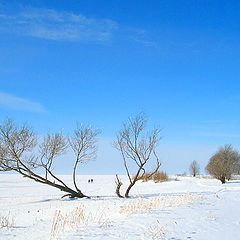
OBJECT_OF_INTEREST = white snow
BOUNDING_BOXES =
[0,174,240,239]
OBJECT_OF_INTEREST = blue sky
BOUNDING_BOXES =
[0,0,240,174]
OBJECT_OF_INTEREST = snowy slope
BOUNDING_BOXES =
[0,174,239,239]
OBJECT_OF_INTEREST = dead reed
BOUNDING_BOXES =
[0,212,15,229]
[50,204,109,239]
[120,193,203,216]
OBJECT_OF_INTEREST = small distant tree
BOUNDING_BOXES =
[205,144,240,184]
[0,118,99,198]
[189,160,200,177]
[114,113,161,198]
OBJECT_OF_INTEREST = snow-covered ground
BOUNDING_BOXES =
[0,174,240,239]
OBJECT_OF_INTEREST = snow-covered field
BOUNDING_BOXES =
[0,174,240,239]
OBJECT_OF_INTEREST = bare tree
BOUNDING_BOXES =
[0,118,99,198]
[205,144,240,184]
[189,160,200,177]
[114,113,161,198]
[68,124,99,197]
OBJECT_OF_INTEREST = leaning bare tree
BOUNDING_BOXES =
[189,160,200,177]
[114,113,161,198]
[0,118,99,198]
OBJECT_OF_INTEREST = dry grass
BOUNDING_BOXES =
[0,212,15,228]
[120,198,160,215]
[147,220,168,239]
[142,172,154,182]
[153,172,168,183]
[50,205,109,239]
[120,193,203,216]
[49,193,204,239]
[132,172,152,182]
[133,171,169,183]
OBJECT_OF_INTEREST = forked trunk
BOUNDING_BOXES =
[124,164,143,197]
[124,180,136,198]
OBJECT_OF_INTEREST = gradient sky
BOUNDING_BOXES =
[0,0,240,175]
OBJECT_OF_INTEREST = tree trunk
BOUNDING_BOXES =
[124,180,136,198]
[19,170,88,198]
[115,175,124,198]
[73,160,81,192]
[220,176,226,184]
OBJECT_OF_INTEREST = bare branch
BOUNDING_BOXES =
[39,133,67,179]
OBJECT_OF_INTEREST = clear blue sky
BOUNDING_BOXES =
[1,0,240,174]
